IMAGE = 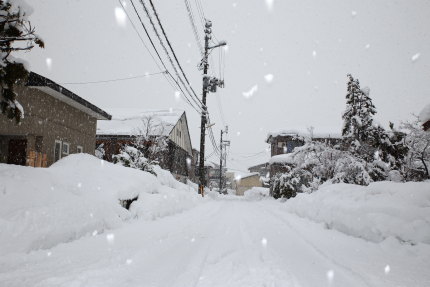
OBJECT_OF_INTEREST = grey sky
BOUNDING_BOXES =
[20,0,430,173]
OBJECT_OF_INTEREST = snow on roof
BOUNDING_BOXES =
[269,153,295,165]
[266,129,341,142]
[235,172,260,181]
[97,108,184,136]
[419,104,430,123]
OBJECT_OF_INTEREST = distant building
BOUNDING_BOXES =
[266,129,341,177]
[96,109,193,181]
[248,162,270,187]
[0,72,111,167]
[235,172,262,196]
[419,104,430,131]
[248,162,270,177]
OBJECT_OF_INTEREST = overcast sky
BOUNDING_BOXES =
[20,0,430,173]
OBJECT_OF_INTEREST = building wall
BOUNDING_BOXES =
[169,113,192,156]
[236,175,262,196]
[0,86,97,166]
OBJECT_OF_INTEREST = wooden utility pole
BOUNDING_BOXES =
[197,20,226,196]
[219,129,223,194]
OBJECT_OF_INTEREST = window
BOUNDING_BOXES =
[77,146,83,153]
[54,140,62,162]
[277,142,285,148]
[62,142,69,156]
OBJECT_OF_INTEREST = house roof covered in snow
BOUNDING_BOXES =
[26,72,111,120]
[96,109,185,136]
[266,129,341,143]
[269,153,295,165]
[235,172,260,181]
[419,104,430,124]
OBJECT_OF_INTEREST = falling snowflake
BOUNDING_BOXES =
[232,3,237,8]
[384,265,390,274]
[186,158,192,166]
[243,85,258,98]
[92,230,98,236]
[236,131,241,136]
[365,44,370,49]
[46,58,52,71]
[312,50,317,58]
[351,10,357,17]
[264,74,274,83]
[327,270,334,282]
[411,53,420,62]
[126,259,133,265]
[47,251,52,257]
[174,91,181,100]
[77,182,82,188]
[190,237,196,243]
[261,238,268,247]
[265,0,274,11]
[106,233,115,243]
[114,7,127,28]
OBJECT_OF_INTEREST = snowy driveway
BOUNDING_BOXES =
[1,199,429,287]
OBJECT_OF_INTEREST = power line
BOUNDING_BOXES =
[140,0,203,110]
[118,0,163,72]
[184,0,203,55]
[148,0,203,107]
[60,71,167,85]
[126,0,202,114]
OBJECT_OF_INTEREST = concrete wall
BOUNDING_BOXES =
[0,86,97,166]
[236,175,262,196]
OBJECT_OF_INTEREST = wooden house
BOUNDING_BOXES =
[96,109,193,181]
[0,72,111,167]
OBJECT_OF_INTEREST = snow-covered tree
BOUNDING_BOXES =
[113,145,156,175]
[134,115,168,164]
[342,75,377,158]
[402,119,430,180]
[0,0,44,122]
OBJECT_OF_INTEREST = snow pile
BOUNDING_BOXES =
[244,187,270,200]
[284,181,430,244]
[0,154,199,255]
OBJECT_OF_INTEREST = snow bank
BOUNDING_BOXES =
[284,181,430,244]
[244,187,270,200]
[0,154,199,255]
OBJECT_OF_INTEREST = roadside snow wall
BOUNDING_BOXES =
[0,154,199,255]
[284,181,430,244]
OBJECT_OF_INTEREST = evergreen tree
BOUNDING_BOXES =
[342,74,376,143]
[0,0,44,123]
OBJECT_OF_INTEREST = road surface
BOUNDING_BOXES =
[1,198,429,286]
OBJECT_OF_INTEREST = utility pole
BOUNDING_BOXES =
[219,126,229,194]
[219,129,223,194]
[198,20,226,196]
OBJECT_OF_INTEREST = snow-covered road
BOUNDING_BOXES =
[1,198,429,287]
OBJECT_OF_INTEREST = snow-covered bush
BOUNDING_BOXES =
[332,154,372,185]
[402,119,430,180]
[271,167,318,199]
[113,145,156,176]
